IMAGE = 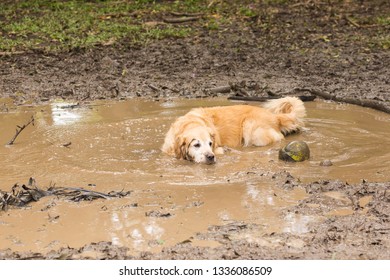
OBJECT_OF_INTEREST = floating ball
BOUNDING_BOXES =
[279,141,310,162]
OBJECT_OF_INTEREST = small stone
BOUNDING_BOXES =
[320,159,333,166]
[279,141,310,162]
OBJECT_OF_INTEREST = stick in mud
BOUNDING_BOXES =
[0,178,131,211]
[287,88,390,114]
[228,95,316,102]
[62,142,72,148]
[6,116,35,145]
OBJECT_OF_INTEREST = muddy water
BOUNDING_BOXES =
[0,98,389,254]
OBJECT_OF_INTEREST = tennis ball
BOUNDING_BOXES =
[279,141,310,162]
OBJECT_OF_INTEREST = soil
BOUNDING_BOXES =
[0,1,389,259]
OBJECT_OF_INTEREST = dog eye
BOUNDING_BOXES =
[209,141,213,147]
[194,143,201,148]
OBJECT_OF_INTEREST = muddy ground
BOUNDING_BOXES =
[0,1,389,259]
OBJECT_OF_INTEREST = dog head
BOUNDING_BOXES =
[174,127,216,164]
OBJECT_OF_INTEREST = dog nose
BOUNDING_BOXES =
[206,153,215,164]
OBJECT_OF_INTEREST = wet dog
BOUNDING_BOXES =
[161,97,306,164]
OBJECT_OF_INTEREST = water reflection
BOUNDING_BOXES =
[51,103,83,125]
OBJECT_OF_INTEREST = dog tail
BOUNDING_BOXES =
[263,96,306,134]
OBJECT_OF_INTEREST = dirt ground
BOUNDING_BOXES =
[0,0,389,259]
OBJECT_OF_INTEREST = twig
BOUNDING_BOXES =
[148,84,160,92]
[208,0,219,8]
[62,142,72,148]
[228,96,272,102]
[163,16,201,24]
[291,1,310,8]
[228,95,316,102]
[170,11,203,17]
[162,85,180,93]
[0,51,25,56]
[1,178,132,210]
[6,116,35,145]
[298,88,390,114]
[282,88,390,114]
[346,16,360,28]
[49,187,115,200]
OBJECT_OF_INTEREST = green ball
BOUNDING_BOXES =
[279,141,310,162]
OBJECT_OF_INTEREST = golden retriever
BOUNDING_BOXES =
[162,97,306,164]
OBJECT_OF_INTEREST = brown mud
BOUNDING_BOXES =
[0,1,389,259]
[1,176,389,260]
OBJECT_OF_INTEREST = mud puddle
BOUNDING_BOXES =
[0,98,389,254]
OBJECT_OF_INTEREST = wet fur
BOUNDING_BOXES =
[162,97,306,163]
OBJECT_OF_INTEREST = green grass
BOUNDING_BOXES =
[238,6,257,18]
[0,0,281,53]
[0,0,204,52]
[2,1,388,53]
[372,14,389,50]
[373,35,390,50]
[376,15,390,26]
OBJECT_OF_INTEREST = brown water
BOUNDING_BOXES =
[0,98,389,254]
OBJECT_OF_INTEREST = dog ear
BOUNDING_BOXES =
[174,136,186,159]
[210,133,216,149]
[208,129,221,151]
